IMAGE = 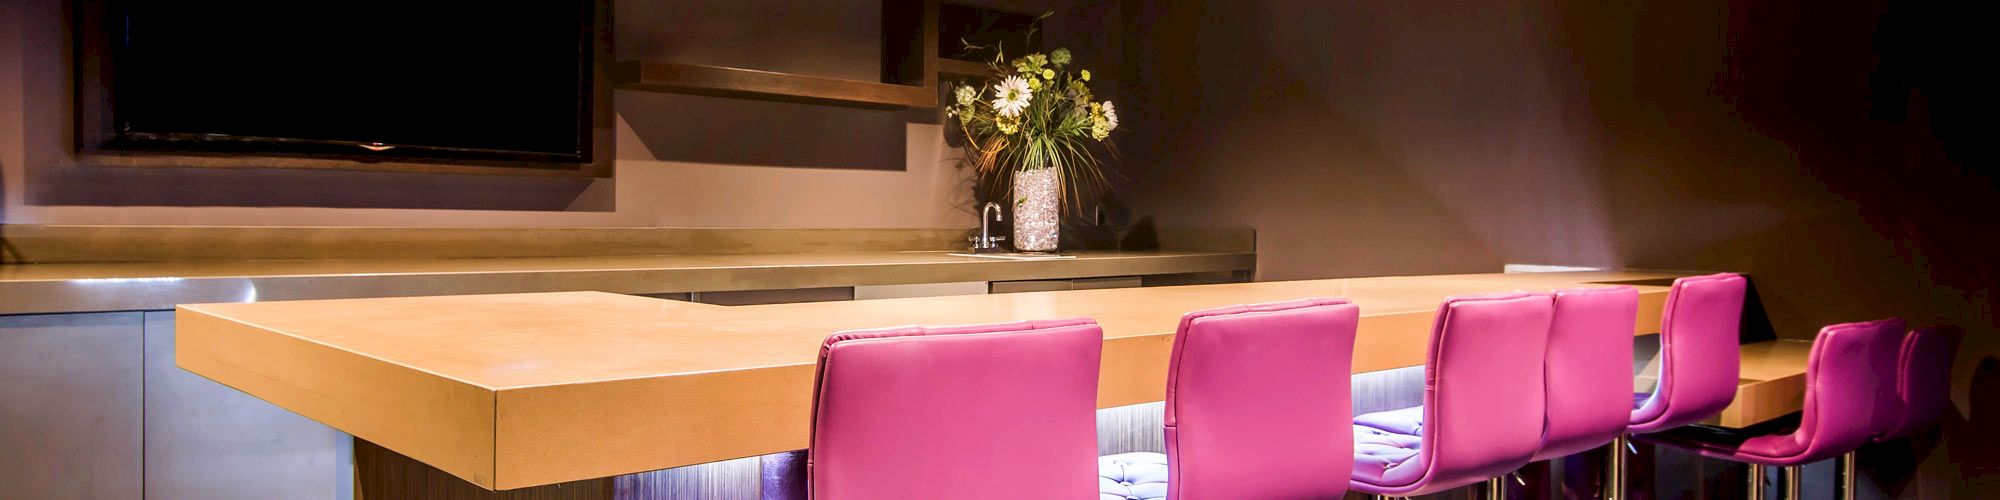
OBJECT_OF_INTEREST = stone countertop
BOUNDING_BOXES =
[0,250,1256,314]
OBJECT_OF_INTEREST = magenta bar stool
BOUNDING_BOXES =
[1875,325,1963,443]
[1819,325,1964,499]
[1098,298,1361,500]
[1350,291,1555,498]
[808,319,1104,500]
[1612,272,1748,499]
[1523,286,1641,497]
[1637,318,1904,500]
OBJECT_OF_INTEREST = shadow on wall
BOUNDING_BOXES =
[614,89,932,171]
[1939,356,2000,494]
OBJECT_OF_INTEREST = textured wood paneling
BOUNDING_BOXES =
[0,312,143,499]
[1353,365,1427,416]
[1097,402,1167,455]
[612,457,761,500]
[356,439,612,500]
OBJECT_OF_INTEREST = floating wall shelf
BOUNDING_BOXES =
[613,0,938,110]
[611,61,935,109]
[936,58,994,79]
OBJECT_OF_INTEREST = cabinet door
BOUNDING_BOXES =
[143,311,350,500]
[0,312,144,500]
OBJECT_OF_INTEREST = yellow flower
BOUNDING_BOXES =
[1042,69,1055,80]
[996,115,1021,135]
[1080,69,1092,82]
[1028,77,1042,91]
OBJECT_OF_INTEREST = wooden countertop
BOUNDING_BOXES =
[0,250,1252,314]
[1641,339,1812,429]
[176,270,1696,490]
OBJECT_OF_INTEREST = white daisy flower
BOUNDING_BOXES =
[992,76,1033,118]
[1100,101,1118,130]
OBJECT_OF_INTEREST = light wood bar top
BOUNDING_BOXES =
[1717,340,1813,428]
[176,271,1690,490]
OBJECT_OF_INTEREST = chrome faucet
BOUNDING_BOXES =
[971,202,1007,252]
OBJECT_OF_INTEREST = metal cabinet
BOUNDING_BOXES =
[142,311,350,500]
[0,312,144,500]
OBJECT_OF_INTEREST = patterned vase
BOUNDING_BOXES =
[1011,167,1060,252]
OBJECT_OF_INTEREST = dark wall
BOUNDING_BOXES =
[1118,0,1996,496]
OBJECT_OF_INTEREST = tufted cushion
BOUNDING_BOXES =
[1352,407,1426,486]
[1353,424,1424,486]
[1354,406,1425,435]
[1098,452,1169,500]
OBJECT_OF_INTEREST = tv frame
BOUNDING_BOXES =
[71,0,616,178]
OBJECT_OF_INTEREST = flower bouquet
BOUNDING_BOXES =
[949,47,1117,252]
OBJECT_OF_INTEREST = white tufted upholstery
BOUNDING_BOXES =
[1098,452,1169,500]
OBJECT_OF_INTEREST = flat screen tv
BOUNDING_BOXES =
[76,0,606,172]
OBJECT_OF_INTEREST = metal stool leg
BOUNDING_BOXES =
[1838,451,1858,500]
[1781,465,1801,500]
[1606,436,1628,500]
[1747,464,1767,500]
[1486,477,1505,499]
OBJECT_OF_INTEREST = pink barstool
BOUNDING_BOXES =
[1637,318,1904,500]
[1524,286,1641,497]
[1818,325,1964,499]
[808,319,1104,500]
[1350,291,1556,498]
[1098,298,1361,500]
[1612,272,1748,498]
[1875,325,1963,443]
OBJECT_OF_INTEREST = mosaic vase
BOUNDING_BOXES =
[1011,167,1060,252]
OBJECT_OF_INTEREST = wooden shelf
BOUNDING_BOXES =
[611,61,936,109]
[937,58,994,79]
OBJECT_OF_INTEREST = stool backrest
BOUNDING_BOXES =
[1630,273,1747,433]
[1535,286,1641,461]
[1165,298,1359,499]
[1789,318,1904,460]
[1415,292,1555,488]
[1876,325,1962,442]
[809,319,1103,500]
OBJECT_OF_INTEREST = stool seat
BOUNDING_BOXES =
[1352,423,1424,486]
[1097,452,1169,500]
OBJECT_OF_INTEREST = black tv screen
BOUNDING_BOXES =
[92,0,598,166]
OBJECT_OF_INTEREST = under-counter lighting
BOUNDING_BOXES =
[69,277,187,284]
[67,276,259,303]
